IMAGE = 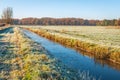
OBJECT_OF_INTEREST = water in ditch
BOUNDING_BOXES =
[23,29,120,80]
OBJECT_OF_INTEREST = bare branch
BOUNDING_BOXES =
[1,7,13,24]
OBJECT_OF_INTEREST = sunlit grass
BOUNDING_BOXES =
[9,27,56,79]
[24,26,120,64]
[0,27,98,80]
[40,26,120,48]
[0,27,59,79]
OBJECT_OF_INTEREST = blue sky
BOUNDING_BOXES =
[0,0,120,19]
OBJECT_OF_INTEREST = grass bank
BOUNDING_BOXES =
[25,27,120,64]
[0,27,96,80]
[0,27,60,80]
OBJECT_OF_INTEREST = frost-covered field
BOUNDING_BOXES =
[23,26,120,63]
[38,26,120,48]
[0,27,96,80]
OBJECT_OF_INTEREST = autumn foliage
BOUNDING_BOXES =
[1,17,120,26]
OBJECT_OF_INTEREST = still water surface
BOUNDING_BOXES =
[23,29,120,80]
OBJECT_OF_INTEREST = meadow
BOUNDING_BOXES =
[24,26,120,64]
[0,26,120,80]
[40,26,120,48]
[0,27,96,80]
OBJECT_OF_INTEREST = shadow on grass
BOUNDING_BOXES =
[0,62,12,80]
[0,41,18,79]
[0,63,12,72]
[0,41,18,60]
[0,35,4,39]
[0,27,20,79]
[0,27,13,34]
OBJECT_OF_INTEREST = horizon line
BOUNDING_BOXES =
[12,17,120,20]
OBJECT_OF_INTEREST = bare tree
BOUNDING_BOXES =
[1,7,13,24]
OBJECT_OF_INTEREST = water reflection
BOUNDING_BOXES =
[23,29,120,80]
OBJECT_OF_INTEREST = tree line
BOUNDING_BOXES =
[10,18,120,26]
[0,7,120,26]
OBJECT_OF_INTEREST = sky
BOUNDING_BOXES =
[0,0,120,20]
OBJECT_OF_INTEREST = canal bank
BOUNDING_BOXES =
[23,28,120,80]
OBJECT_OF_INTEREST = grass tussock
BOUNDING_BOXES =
[25,27,120,64]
